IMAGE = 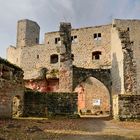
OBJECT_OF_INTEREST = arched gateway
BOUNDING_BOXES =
[73,67,112,116]
[75,77,111,116]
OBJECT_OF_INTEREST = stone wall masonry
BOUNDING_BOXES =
[45,25,111,69]
[6,46,21,67]
[119,29,137,94]
[7,22,111,80]
[113,19,140,94]
[73,66,111,93]
[111,24,124,95]
[17,19,40,48]
[59,22,73,92]
[118,94,140,120]
[0,57,24,118]
[24,91,78,117]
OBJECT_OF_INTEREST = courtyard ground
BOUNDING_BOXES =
[0,117,140,140]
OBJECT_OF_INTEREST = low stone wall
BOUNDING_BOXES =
[24,90,78,117]
[114,94,140,120]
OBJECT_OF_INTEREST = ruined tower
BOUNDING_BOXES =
[16,19,40,48]
[59,22,73,92]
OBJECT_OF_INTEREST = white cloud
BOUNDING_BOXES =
[0,0,140,58]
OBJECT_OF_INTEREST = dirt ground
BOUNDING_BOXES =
[0,117,140,140]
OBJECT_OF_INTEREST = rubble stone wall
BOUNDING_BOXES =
[7,22,111,80]
[24,91,78,117]
[117,94,140,120]
[59,22,73,92]
[0,58,24,118]
[112,19,140,94]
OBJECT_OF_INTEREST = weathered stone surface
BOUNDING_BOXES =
[59,22,73,92]
[6,19,140,120]
[7,20,111,79]
[24,91,78,117]
[25,79,59,92]
[111,19,140,95]
[0,57,24,118]
[24,67,47,80]
[119,30,137,94]
[113,94,140,120]
[17,19,40,48]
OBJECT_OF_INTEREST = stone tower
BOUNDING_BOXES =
[16,19,40,48]
[59,22,73,92]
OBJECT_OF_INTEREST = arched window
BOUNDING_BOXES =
[92,51,102,60]
[50,54,58,64]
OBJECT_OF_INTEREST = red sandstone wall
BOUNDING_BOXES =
[75,77,110,115]
[25,79,59,92]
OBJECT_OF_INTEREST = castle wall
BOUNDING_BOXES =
[7,23,112,80]
[59,22,73,92]
[111,25,124,95]
[0,58,24,118]
[112,19,140,94]
[45,25,111,69]
[17,19,40,48]
[6,46,21,67]
[112,19,140,120]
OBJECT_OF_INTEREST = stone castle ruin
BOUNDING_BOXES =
[3,19,140,119]
[0,57,24,118]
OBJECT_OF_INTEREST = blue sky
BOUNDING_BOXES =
[0,0,140,58]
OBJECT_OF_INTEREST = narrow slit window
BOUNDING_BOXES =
[37,55,39,59]
[94,34,97,39]
[36,38,39,43]
[71,54,74,61]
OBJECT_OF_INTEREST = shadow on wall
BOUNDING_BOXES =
[112,53,122,95]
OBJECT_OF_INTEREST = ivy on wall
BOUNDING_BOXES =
[24,90,78,117]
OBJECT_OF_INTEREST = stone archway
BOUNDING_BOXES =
[12,95,22,117]
[75,77,111,116]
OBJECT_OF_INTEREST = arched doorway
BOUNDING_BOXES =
[75,77,111,116]
[12,95,22,117]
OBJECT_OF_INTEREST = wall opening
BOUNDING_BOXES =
[71,35,78,43]
[94,33,102,40]
[36,38,39,43]
[92,51,102,60]
[50,54,59,64]
[55,37,61,44]
[71,54,74,61]
[37,55,39,59]
[75,77,111,117]
[12,95,22,117]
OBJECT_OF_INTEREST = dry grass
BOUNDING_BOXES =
[0,118,140,140]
